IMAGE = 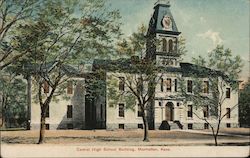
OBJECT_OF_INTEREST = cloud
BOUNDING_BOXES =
[199,16,206,24]
[197,29,223,46]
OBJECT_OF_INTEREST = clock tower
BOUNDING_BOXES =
[146,0,181,68]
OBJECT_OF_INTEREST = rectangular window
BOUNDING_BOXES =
[137,78,143,93]
[45,124,49,130]
[188,123,193,129]
[137,104,143,117]
[119,124,124,129]
[226,123,231,128]
[159,102,162,107]
[226,108,231,118]
[187,80,193,93]
[160,78,164,92]
[138,124,143,129]
[45,106,49,118]
[203,81,209,93]
[119,77,125,91]
[118,103,125,117]
[67,105,73,118]
[174,79,178,92]
[67,81,73,94]
[43,81,49,93]
[67,124,73,129]
[204,123,209,129]
[187,105,193,118]
[226,88,231,98]
[166,78,171,91]
[203,105,209,118]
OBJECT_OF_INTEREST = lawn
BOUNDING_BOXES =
[1,128,249,146]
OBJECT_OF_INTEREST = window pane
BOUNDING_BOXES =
[188,105,193,117]
[119,124,124,129]
[166,78,171,91]
[203,105,209,117]
[119,104,124,117]
[203,81,209,93]
[43,81,49,93]
[187,80,192,93]
[119,77,125,91]
[169,39,173,52]
[67,105,73,118]
[226,88,231,98]
[67,81,73,94]
[162,38,167,52]
[137,104,143,117]
[161,78,164,92]
[226,108,231,118]
[45,106,49,118]
[174,79,177,92]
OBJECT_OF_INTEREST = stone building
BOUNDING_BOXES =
[30,1,239,130]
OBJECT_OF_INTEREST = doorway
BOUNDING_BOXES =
[165,102,174,121]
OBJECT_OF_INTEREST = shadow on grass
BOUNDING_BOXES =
[1,136,126,144]
[0,128,26,131]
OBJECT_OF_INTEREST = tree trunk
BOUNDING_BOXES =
[142,112,149,142]
[1,95,6,128]
[214,135,218,146]
[26,75,31,130]
[38,112,46,144]
[1,114,6,128]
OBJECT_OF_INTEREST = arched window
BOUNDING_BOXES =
[169,39,173,52]
[162,38,167,52]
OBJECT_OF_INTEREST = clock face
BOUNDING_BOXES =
[162,15,172,31]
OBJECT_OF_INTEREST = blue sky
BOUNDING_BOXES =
[109,0,249,81]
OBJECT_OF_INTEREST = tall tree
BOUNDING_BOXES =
[107,25,160,141]
[0,0,39,70]
[239,80,250,127]
[0,67,27,128]
[16,0,121,144]
[179,45,243,146]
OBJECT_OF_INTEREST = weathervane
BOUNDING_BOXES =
[154,0,170,6]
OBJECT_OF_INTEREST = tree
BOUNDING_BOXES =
[239,81,250,127]
[15,0,121,144]
[107,25,160,141]
[0,0,39,70]
[0,67,27,128]
[179,45,243,146]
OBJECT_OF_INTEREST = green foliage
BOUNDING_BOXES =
[11,0,122,102]
[107,74,136,110]
[116,24,147,57]
[0,68,27,127]
[0,0,40,70]
[239,82,250,127]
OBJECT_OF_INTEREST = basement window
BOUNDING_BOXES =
[45,124,50,130]
[119,124,124,129]
[188,123,193,129]
[67,123,73,129]
[138,124,143,129]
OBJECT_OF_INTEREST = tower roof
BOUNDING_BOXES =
[148,0,180,35]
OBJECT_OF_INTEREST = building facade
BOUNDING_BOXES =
[30,1,239,130]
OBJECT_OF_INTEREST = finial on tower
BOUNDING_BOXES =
[154,0,170,6]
